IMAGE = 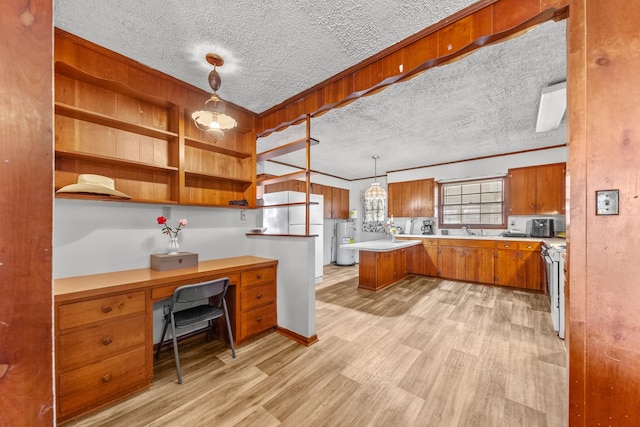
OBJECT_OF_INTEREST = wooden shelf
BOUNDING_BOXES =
[55,149,179,173]
[55,61,173,108]
[256,171,308,187]
[185,170,253,185]
[257,137,319,162]
[54,193,178,204]
[55,102,179,141]
[256,202,319,209]
[185,137,251,159]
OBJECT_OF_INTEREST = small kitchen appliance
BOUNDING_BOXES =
[421,220,434,235]
[528,218,555,237]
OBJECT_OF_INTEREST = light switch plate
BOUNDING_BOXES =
[596,190,619,215]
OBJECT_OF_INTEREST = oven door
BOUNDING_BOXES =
[542,247,560,334]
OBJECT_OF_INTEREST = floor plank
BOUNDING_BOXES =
[66,264,566,426]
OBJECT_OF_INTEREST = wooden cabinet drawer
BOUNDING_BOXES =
[240,282,276,312]
[58,291,145,330]
[241,266,276,288]
[422,238,439,246]
[240,303,277,339]
[440,239,494,248]
[519,242,541,251]
[58,315,146,372]
[496,240,519,249]
[57,347,148,418]
[150,273,239,300]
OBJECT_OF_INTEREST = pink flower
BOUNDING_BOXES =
[157,216,187,238]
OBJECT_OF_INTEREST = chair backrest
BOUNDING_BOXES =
[172,277,229,306]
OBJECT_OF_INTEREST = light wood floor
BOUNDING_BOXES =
[66,265,566,427]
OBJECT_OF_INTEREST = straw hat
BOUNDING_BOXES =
[56,174,132,199]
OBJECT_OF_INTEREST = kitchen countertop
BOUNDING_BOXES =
[398,233,567,247]
[340,239,422,252]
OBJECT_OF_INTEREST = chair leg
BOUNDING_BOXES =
[155,316,169,360]
[170,317,183,384]
[223,299,236,359]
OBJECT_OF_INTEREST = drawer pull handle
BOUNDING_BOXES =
[102,338,113,346]
[256,293,263,299]
[102,374,112,383]
[256,316,262,322]
[101,306,113,314]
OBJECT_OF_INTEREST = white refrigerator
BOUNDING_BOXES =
[262,191,324,281]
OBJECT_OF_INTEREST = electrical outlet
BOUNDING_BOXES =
[240,210,246,221]
[162,206,172,220]
[596,190,619,215]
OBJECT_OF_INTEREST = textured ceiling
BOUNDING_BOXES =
[54,1,567,181]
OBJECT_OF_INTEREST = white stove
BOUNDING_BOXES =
[542,243,566,339]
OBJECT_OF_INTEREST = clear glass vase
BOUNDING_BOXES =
[168,236,179,255]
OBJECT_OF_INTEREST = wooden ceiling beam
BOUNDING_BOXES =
[257,0,569,138]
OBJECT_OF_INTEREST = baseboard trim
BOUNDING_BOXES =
[276,326,318,346]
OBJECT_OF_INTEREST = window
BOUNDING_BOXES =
[439,177,505,228]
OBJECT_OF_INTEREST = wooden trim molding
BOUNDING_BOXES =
[277,327,319,347]
[257,0,569,137]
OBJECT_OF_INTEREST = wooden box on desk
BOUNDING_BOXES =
[150,252,198,271]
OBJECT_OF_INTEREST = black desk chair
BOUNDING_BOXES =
[156,277,236,384]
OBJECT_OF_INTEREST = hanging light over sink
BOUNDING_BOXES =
[192,53,237,142]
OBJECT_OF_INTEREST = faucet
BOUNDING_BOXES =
[462,225,475,236]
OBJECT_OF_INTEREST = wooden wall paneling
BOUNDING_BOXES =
[0,0,53,425]
[569,0,640,424]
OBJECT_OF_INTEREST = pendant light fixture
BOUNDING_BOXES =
[192,53,237,142]
[364,155,387,201]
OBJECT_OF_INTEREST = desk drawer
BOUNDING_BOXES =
[240,282,276,312]
[241,266,276,288]
[58,291,145,330]
[57,346,147,418]
[58,315,146,372]
[150,273,239,301]
[240,303,276,339]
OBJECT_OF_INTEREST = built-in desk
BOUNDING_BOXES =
[54,256,278,424]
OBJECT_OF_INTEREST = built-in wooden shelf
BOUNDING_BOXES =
[55,149,179,173]
[256,202,319,209]
[55,61,173,108]
[54,192,179,205]
[184,170,253,185]
[256,171,309,187]
[256,137,319,162]
[185,137,252,159]
[55,102,179,141]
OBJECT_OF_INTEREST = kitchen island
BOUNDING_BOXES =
[340,239,422,291]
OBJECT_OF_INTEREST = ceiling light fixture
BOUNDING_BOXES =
[364,155,387,201]
[192,53,237,142]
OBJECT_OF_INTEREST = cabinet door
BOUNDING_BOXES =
[424,245,440,276]
[507,167,537,215]
[378,252,395,288]
[465,247,495,284]
[322,186,333,218]
[387,182,403,218]
[518,249,543,291]
[337,188,350,219]
[535,163,565,214]
[407,244,426,275]
[413,179,435,217]
[439,247,466,280]
[494,248,519,286]
[393,248,408,279]
[311,183,323,195]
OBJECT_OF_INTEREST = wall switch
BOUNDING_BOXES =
[240,210,246,221]
[596,190,619,215]
[162,206,172,220]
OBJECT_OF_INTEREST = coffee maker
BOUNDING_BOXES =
[421,220,434,235]
[528,218,555,237]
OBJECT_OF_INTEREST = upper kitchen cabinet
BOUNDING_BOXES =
[388,179,435,217]
[54,29,257,207]
[507,163,566,215]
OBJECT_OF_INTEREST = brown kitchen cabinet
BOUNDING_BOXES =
[494,240,542,291]
[388,179,435,217]
[439,239,494,284]
[321,185,349,219]
[407,243,426,275]
[422,238,441,276]
[507,163,566,215]
[358,248,408,291]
